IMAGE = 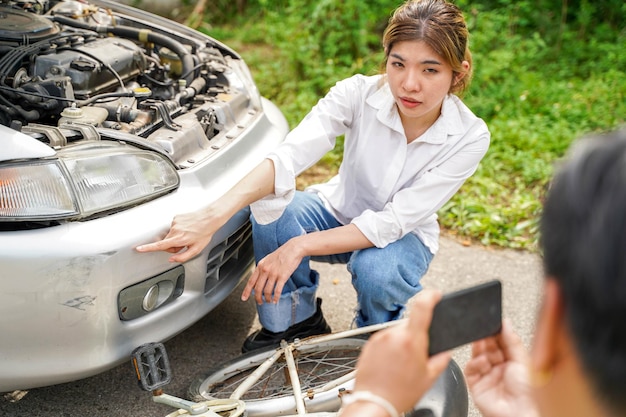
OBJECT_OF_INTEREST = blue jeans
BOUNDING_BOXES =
[251,191,433,332]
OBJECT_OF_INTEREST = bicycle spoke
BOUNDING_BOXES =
[298,350,360,390]
[197,339,365,404]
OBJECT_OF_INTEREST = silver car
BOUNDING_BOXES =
[0,0,288,391]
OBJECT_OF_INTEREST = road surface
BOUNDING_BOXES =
[1,236,543,417]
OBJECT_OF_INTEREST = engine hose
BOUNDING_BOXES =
[189,77,207,95]
[176,76,207,102]
[49,15,195,85]
[0,95,40,121]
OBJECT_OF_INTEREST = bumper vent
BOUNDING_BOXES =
[204,220,254,295]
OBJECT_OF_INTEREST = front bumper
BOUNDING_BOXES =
[0,98,288,391]
[0,206,252,392]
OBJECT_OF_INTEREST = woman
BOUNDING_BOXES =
[137,0,490,353]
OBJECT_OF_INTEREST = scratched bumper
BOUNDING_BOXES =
[0,98,288,392]
[0,201,254,392]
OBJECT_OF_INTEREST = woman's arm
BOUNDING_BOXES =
[136,159,276,263]
[137,78,362,270]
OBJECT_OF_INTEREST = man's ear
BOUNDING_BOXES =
[531,278,565,374]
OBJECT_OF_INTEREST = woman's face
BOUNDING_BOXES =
[386,40,464,133]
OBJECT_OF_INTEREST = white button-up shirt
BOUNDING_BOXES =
[250,74,490,254]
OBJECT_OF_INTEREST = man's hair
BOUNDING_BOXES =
[540,129,626,415]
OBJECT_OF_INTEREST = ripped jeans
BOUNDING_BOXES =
[250,191,433,332]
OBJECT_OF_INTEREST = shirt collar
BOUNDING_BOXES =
[367,81,402,133]
[366,80,465,144]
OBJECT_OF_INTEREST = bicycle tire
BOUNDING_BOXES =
[189,337,366,417]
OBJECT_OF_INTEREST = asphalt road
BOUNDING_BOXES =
[1,236,543,417]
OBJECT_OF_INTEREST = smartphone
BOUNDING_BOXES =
[428,280,502,356]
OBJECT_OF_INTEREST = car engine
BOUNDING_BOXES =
[0,0,259,168]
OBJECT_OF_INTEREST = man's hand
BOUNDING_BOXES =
[464,319,539,417]
[341,290,452,416]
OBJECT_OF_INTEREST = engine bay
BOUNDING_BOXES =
[0,0,259,167]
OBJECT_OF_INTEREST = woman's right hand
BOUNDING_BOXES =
[135,207,222,263]
[136,160,277,264]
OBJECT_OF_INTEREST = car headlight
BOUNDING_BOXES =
[0,142,179,221]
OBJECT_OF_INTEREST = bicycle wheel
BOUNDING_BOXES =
[189,337,366,417]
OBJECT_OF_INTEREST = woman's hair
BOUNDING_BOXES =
[382,0,473,95]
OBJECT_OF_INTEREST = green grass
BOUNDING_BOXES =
[199,2,625,251]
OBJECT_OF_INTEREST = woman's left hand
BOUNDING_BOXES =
[241,238,304,304]
[241,224,373,304]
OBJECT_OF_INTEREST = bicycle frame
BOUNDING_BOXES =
[227,320,401,416]
[134,320,403,417]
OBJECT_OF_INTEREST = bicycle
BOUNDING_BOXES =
[131,320,468,417]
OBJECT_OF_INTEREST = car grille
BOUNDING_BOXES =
[204,219,254,295]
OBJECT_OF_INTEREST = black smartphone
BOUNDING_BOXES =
[428,280,502,356]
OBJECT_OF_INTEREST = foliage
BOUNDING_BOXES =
[199,0,625,250]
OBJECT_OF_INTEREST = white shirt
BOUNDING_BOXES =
[250,74,490,254]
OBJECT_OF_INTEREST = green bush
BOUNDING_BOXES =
[200,0,625,250]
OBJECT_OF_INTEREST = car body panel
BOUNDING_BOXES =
[1,126,57,161]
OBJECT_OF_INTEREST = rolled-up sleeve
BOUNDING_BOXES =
[250,78,360,224]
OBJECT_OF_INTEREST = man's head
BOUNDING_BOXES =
[540,129,626,415]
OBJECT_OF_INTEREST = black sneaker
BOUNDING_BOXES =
[242,298,331,353]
